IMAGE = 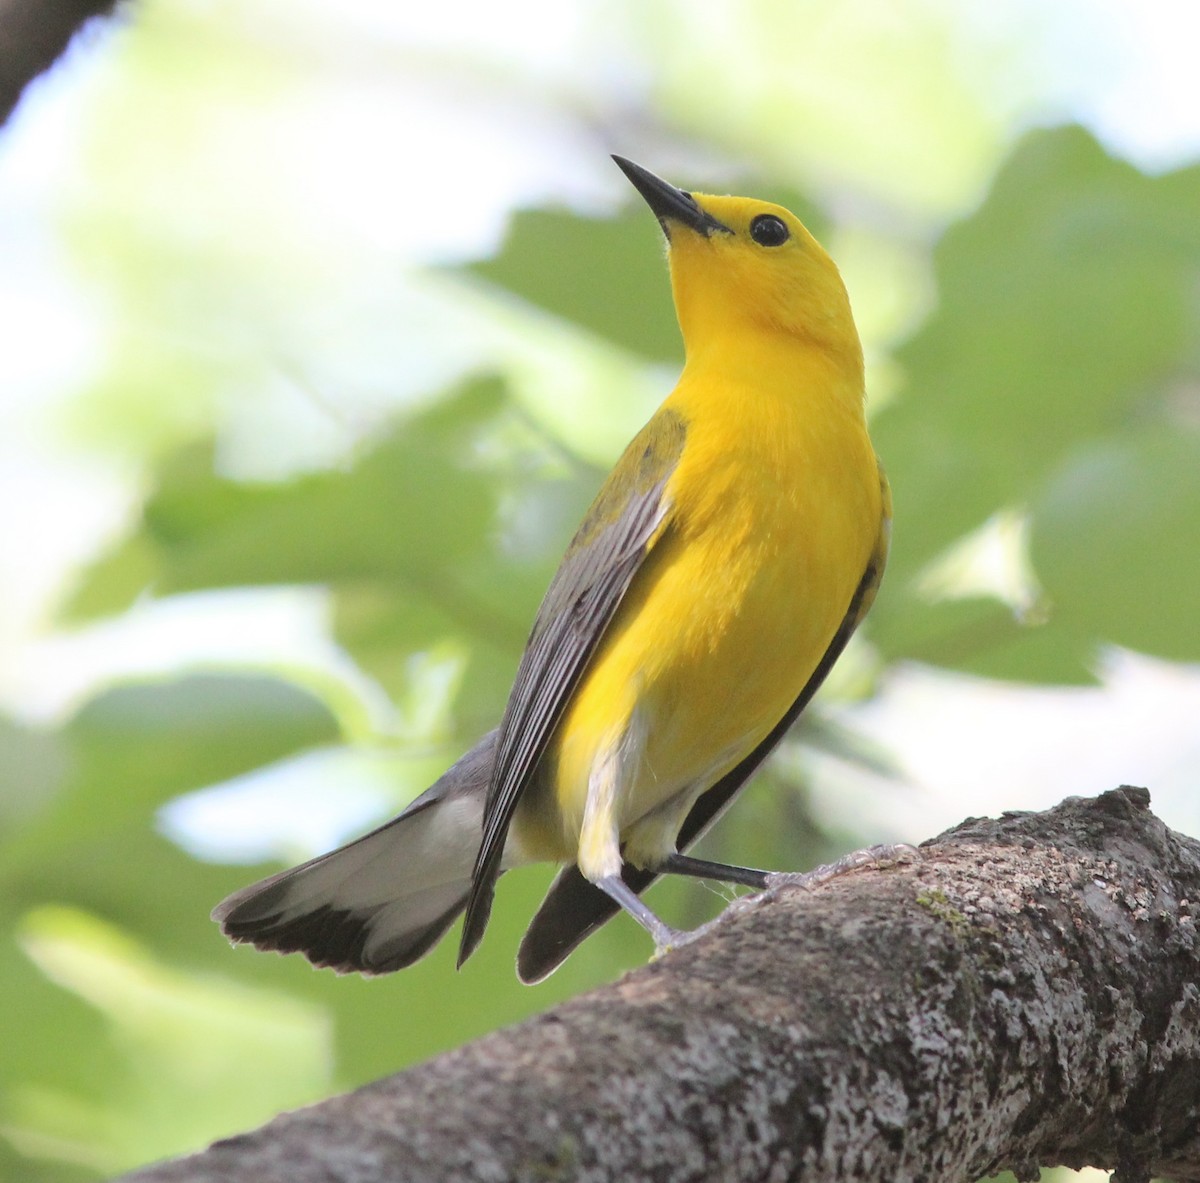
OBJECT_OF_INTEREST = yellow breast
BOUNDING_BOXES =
[518,356,883,871]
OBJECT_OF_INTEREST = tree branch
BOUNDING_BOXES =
[122,787,1200,1183]
[0,0,121,128]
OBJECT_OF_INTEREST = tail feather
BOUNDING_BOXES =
[517,862,646,984]
[213,732,495,975]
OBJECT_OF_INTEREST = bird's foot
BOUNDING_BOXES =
[648,916,723,960]
[764,842,921,895]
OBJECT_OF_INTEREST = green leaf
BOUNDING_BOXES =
[870,594,1097,685]
[468,207,682,362]
[0,925,111,1113]
[870,125,1200,677]
[59,535,159,624]
[63,379,512,619]
[0,720,68,834]
[1031,425,1200,662]
[879,127,1200,578]
[12,906,329,1176]
[149,383,502,594]
[0,675,339,876]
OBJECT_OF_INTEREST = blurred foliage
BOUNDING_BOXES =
[1,5,1198,1180]
[872,128,1200,679]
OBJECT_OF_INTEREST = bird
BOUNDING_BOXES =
[213,156,891,984]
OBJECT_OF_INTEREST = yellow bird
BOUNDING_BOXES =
[214,157,890,983]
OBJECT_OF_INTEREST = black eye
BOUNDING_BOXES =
[750,214,789,247]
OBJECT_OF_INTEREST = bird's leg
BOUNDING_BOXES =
[596,856,769,958]
[598,845,921,959]
[660,844,920,898]
[658,852,769,889]
[595,874,694,954]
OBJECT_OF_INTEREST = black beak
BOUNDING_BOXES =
[612,155,731,239]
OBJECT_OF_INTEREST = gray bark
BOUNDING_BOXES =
[121,787,1200,1183]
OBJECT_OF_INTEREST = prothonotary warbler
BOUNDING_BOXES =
[214,157,891,983]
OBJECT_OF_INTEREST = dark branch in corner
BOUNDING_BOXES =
[120,788,1200,1183]
[0,0,122,128]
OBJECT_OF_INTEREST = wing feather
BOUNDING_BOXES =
[458,410,687,963]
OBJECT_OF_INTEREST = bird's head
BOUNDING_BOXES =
[613,156,862,376]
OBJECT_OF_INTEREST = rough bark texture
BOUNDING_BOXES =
[0,0,121,127]
[122,787,1200,1183]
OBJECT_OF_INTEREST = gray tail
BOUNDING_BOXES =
[213,733,495,975]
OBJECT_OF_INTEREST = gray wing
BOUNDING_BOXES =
[457,410,686,965]
[516,545,888,983]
